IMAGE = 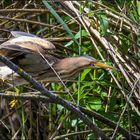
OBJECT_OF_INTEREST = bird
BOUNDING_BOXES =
[0,31,112,85]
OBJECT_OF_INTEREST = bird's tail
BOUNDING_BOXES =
[0,66,26,86]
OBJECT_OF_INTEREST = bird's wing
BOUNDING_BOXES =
[17,53,58,74]
[0,31,56,60]
[0,32,58,69]
[0,37,55,54]
[0,32,60,82]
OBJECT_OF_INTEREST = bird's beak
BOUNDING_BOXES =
[93,61,113,69]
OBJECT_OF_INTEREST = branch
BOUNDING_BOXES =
[0,9,62,13]
[0,55,109,139]
[0,92,139,139]
[0,16,63,30]
[0,92,52,103]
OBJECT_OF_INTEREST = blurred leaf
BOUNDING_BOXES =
[43,0,79,46]
[57,104,64,111]
[90,19,95,28]
[78,82,93,100]
[88,99,102,111]
[100,92,108,97]
[87,133,96,140]
[65,30,88,47]
[71,119,77,127]
[99,14,108,36]
[81,68,91,81]
[88,11,94,17]
[137,1,140,16]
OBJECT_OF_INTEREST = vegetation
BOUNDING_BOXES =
[0,0,139,139]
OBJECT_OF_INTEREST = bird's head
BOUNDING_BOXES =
[82,56,113,69]
[75,56,113,69]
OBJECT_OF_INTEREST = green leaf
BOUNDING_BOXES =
[71,119,77,127]
[81,68,91,81]
[88,11,95,17]
[57,104,64,111]
[42,0,79,46]
[137,1,140,16]
[65,30,88,47]
[88,99,102,111]
[100,92,108,97]
[99,14,108,36]
[87,133,96,140]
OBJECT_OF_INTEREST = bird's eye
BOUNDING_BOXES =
[90,64,94,67]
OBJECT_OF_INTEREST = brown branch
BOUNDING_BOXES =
[0,55,109,139]
[0,16,63,30]
[0,92,52,103]
[0,9,62,13]
[0,92,139,139]
[53,130,92,140]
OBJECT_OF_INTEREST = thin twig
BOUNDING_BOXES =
[0,9,62,13]
[0,16,63,30]
[53,130,92,140]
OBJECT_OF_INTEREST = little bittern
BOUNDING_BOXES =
[0,31,112,85]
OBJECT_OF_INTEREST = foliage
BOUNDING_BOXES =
[0,0,139,139]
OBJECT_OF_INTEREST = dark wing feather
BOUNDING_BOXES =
[0,31,56,59]
[1,36,55,53]
[0,32,58,74]
[17,53,58,74]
